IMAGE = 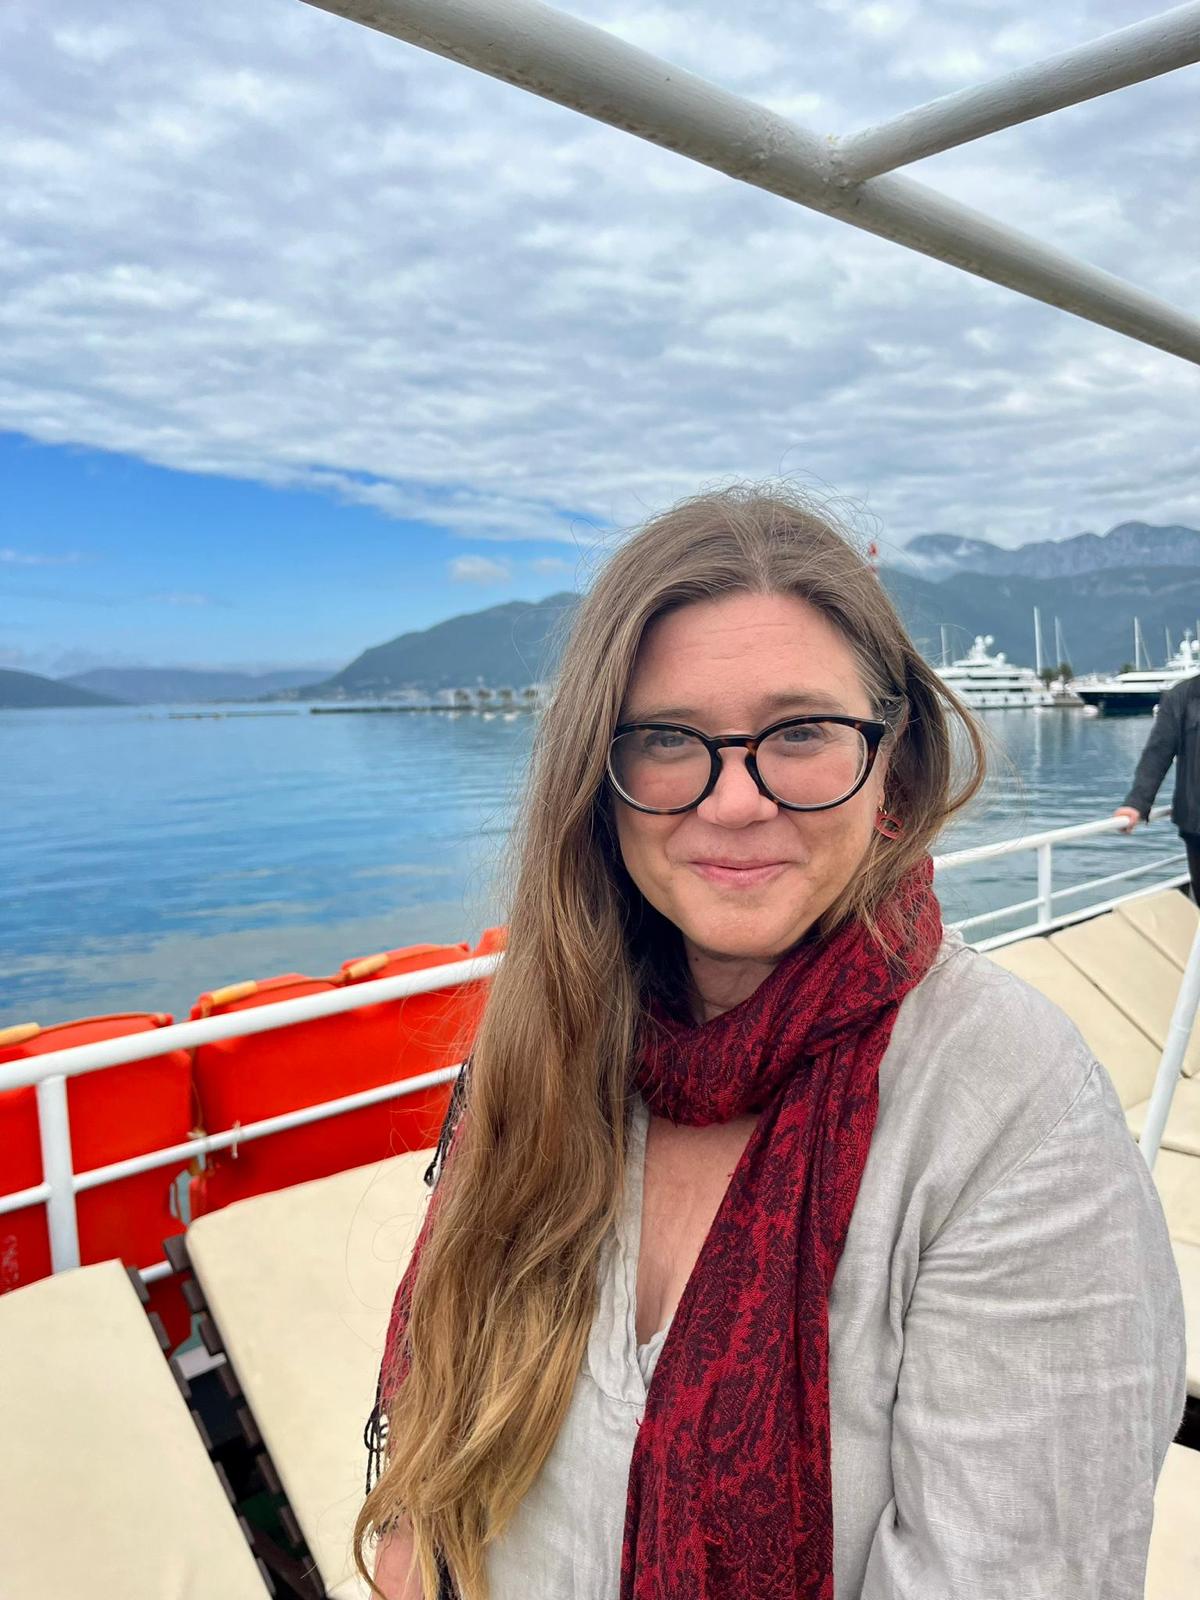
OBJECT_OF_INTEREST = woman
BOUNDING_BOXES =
[356,488,1185,1600]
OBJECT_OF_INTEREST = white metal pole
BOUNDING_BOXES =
[36,1075,81,1272]
[1139,919,1200,1169]
[1034,607,1044,676]
[835,2,1200,179]
[297,0,1200,366]
[1036,842,1054,927]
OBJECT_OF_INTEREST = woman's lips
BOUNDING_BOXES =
[687,860,791,888]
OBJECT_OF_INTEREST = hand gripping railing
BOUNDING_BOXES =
[297,0,1200,366]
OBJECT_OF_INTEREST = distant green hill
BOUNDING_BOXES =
[0,669,122,709]
[303,592,580,697]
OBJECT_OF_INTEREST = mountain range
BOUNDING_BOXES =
[62,667,328,704]
[5,520,1199,709]
[902,521,1200,581]
[0,669,122,709]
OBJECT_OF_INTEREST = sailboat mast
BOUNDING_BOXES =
[1033,607,1044,675]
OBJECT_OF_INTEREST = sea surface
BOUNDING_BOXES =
[0,702,1186,1028]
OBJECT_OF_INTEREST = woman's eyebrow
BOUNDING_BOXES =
[625,690,852,722]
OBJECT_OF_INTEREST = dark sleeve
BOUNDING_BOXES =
[1122,688,1182,818]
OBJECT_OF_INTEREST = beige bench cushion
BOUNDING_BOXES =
[1146,1442,1200,1596]
[1153,1150,1200,1248]
[988,938,1161,1108]
[188,1151,432,1600]
[1051,914,1200,1077]
[0,1259,269,1600]
[1117,889,1199,972]
[1128,1078,1200,1159]
[1172,1241,1200,1400]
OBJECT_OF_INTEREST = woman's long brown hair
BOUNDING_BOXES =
[353,486,985,1598]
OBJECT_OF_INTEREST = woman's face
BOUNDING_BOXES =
[614,591,887,972]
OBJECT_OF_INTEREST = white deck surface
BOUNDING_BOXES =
[1117,890,1200,971]
[0,1259,269,1600]
[1147,1443,1200,1596]
[1050,911,1200,1076]
[187,1149,431,1600]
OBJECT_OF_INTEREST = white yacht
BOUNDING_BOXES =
[1075,635,1200,717]
[936,635,1053,710]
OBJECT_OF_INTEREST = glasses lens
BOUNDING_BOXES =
[756,721,868,808]
[609,728,711,811]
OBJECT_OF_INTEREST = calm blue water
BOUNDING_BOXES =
[0,703,1185,1028]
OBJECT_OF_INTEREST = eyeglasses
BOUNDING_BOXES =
[606,715,888,815]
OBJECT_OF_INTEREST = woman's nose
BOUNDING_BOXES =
[695,749,779,826]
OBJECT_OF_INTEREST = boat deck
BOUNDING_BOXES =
[3,893,1200,1597]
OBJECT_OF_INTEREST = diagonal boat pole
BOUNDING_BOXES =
[298,0,1200,365]
[835,2,1200,179]
[1138,913,1200,1171]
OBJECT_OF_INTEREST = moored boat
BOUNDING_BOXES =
[1075,636,1200,716]
[936,634,1054,710]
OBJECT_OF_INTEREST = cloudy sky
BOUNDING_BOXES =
[2,0,1198,675]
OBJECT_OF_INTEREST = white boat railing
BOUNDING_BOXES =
[933,805,1184,946]
[0,953,502,1278]
[0,811,1192,1276]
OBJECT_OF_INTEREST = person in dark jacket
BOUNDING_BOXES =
[1113,672,1200,898]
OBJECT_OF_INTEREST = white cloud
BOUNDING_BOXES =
[0,0,1195,550]
[449,555,511,584]
[1,547,87,566]
[529,556,576,575]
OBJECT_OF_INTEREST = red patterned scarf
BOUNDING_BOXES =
[621,858,942,1599]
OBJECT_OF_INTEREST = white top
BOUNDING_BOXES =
[486,1084,667,1598]
[485,936,1187,1598]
